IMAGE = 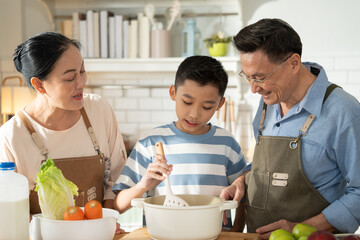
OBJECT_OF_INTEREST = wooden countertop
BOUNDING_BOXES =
[31,227,258,240]
[113,228,259,240]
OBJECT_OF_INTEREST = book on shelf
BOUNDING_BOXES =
[86,10,94,58]
[72,12,85,41]
[139,14,150,58]
[69,9,155,59]
[123,19,129,58]
[109,16,115,58]
[129,19,138,58]
[61,19,73,39]
[79,19,87,57]
[100,10,114,58]
[93,11,100,58]
[115,15,123,58]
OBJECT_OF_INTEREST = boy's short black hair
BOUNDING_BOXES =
[175,56,228,97]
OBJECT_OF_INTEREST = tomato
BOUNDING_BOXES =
[84,200,103,219]
[64,206,85,220]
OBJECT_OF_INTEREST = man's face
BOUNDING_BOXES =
[240,51,294,106]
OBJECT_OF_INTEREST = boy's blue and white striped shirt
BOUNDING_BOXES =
[113,122,247,198]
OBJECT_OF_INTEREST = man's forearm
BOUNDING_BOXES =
[303,213,337,232]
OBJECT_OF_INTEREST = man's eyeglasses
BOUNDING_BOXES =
[239,54,293,84]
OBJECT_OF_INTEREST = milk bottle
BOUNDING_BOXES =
[0,162,30,240]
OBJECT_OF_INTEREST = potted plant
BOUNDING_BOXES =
[203,31,232,57]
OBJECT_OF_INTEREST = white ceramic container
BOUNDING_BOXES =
[131,194,238,240]
[29,207,119,240]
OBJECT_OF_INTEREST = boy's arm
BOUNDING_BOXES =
[113,153,172,214]
[114,184,148,213]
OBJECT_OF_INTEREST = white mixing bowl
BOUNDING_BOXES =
[131,194,238,240]
[30,208,119,240]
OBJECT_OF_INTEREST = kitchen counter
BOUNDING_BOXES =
[30,227,258,240]
[113,228,260,240]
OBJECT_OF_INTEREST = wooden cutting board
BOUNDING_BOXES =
[116,228,259,240]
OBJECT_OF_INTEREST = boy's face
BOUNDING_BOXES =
[170,79,225,135]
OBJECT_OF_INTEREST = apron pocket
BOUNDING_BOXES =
[245,170,270,210]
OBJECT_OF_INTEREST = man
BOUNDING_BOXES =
[220,18,360,238]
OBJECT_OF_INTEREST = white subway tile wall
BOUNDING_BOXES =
[1,54,359,161]
[85,54,360,161]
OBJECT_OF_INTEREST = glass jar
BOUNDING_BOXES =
[181,18,201,57]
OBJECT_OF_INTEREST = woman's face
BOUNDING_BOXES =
[41,44,87,111]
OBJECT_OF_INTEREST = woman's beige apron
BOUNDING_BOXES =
[245,84,338,233]
[18,108,106,214]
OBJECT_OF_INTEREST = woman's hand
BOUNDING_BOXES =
[138,153,173,191]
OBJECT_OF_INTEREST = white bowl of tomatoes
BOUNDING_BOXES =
[30,201,119,240]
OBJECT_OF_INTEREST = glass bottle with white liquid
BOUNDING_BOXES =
[0,162,30,240]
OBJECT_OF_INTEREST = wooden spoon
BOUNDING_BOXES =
[155,142,189,207]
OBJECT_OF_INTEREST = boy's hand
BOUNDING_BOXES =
[138,153,173,191]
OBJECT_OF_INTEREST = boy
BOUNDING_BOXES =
[113,56,247,228]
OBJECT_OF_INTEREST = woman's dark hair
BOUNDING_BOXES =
[13,32,80,89]
[175,55,228,97]
[233,18,302,63]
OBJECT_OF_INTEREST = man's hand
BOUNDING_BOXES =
[219,171,248,225]
[255,213,336,239]
[220,171,248,202]
[256,219,297,239]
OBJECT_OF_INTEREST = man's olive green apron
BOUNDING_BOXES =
[18,108,106,214]
[245,84,339,233]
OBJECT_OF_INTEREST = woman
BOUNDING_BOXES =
[0,32,127,222]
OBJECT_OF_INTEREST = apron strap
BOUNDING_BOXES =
[18,108,105,162]
[259,103,267,135]
[290,84,340,149]
[259,83,340,148]
[18,111,49,160]
[323,83,340,104]
[257,103,267,144]
[80,108,105,163]
[299,83,340,135]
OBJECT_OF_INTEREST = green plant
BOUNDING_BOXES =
[203,31,232,48]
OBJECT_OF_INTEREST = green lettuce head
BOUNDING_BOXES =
[35,158,78,220]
